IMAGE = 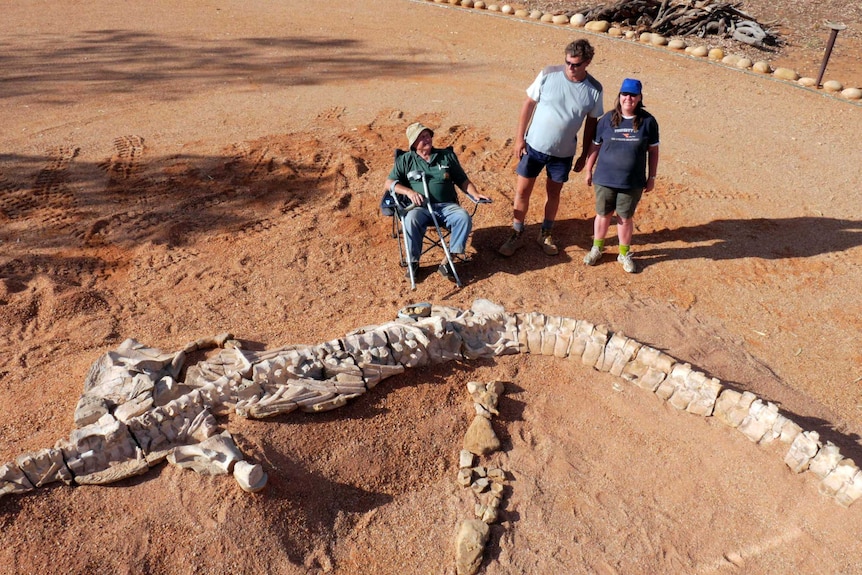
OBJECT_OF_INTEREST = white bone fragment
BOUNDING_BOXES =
[233,460,267,493]
[613,337,642,377]
[293,391,336,409]
[471,388,499,417]
[777,418,802,444]
[621,344,675,390]
[481,505,498,524]
[0,463,36,496]
[516,312,546,354]
[454,312,517,359]
[738,400,780,443]
[819,459,859,498]
[486,381,505,396]
[486,467,505,482]
[457,468,473,487]
[15,448,73,487]
[583,325,609,368]
[383,323,431,367]
[357,362,404,389]
[72,450,149,485]
[568,320,594,359]
[686,373,721,416]
[454,519,489,575]
[463,416,500,456]
[540,315,562,356]
[459,450,475,469]
[167,431,244,476]
[553,317,578,358]
[723,391,758,428]
[466,381,483,394]
[114,394,154,422]
[785,431,820,473]
[713,389,742,427]
[835,470,862,508]
[300,394,352,413]
[473,403,492,418]
[598,332,641,375]
[471,477,490,493]
[808,442,842,479]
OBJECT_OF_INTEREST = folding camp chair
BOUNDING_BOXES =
[381,148,490,290]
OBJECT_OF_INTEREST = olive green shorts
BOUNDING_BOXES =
[594,184,643,219]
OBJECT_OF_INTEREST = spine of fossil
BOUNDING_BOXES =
[1,300,859,508]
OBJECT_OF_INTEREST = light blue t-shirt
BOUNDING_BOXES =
[525,66,604,158]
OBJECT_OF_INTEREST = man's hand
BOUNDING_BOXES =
[514,139,527,160]
[573,155,587,173]
[404,190,424,206]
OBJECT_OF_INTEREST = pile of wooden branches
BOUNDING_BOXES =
[578,0,783,47]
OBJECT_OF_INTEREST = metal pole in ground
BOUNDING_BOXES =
[815,22,846,88]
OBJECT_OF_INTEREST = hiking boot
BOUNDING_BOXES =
[618,252,636,273]
[404,261,419,279]
[498,231,524,257]
[583,245,603,266]
[539,229,559,256]
[438,261,456,282]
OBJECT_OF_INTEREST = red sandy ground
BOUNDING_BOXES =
[1,1,861,574]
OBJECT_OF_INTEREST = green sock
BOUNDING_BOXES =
[619,244,630,256]
[593,239,604,250]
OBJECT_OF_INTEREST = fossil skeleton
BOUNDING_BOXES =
[1,300,859,507]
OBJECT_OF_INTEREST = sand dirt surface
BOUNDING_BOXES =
[1,1,861,574]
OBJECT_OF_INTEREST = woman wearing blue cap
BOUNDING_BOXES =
[582,78,660,273]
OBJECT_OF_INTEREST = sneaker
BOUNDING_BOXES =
[404,261,419,278]
[438,261,456,282]
[618,252,636,273]
[498,231,524,257]
[583,245,603,266]
[539,230,559,256]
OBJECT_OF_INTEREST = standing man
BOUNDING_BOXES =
[498,39,603,257]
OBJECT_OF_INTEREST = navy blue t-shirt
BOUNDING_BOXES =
[591,111,659,189]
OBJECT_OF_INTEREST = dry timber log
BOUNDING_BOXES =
[577,0,782,47]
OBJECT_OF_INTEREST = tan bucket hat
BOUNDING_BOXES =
[406,122,433,149]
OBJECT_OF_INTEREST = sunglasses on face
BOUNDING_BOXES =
[620,92,639,97]
[565,60,587,68]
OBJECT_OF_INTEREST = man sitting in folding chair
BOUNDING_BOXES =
[384,122,491,286]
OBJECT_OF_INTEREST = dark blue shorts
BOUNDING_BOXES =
[516,144,574,183]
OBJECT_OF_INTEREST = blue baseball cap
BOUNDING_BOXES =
[620,78,642,94]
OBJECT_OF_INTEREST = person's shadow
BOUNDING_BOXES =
[634,216,862,269]
[466,216,862,277]
[465,219,594,281]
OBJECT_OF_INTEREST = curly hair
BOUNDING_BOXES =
[565,39,594,62]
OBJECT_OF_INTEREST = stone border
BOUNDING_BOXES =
[412,0,862,106]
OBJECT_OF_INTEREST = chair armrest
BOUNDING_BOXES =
[464,193,492,204]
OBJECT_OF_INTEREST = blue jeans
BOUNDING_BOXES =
[404,202,471,262]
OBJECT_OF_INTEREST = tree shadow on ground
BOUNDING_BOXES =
[0,31,467,102]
